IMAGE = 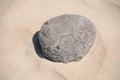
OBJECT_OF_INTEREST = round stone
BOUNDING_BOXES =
[38,14,96,63]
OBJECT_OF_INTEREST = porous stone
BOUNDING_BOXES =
[38,14,96,63]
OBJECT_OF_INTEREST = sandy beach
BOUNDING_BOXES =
[0,0,120,80]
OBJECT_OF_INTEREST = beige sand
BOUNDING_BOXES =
[0,0,120,80]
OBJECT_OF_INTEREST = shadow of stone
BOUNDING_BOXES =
[32,31,45,58]
[32,32,58,62]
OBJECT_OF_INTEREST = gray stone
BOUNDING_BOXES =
[38,14,96,63]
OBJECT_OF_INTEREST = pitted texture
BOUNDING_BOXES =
[38,14,96,63]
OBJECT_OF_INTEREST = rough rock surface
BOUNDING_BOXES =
[38,14,96,63]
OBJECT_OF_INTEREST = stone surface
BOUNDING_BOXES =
[38,14,96,63]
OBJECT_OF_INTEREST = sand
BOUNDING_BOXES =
[0,0,120,80]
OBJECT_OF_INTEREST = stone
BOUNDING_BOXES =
[38,14,96,63]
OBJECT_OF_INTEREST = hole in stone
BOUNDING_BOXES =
[44,21,48,25]
[57,46,59,49]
